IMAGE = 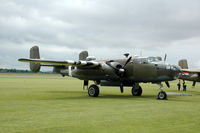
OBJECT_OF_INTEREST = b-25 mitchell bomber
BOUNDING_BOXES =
[179,59,200,87]
[19,46,181,100]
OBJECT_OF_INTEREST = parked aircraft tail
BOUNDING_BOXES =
[178,59,188,69]
[30,46,41,72]
[79,51,88,60]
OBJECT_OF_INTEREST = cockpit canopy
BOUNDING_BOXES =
[148,56,162,62]
[134,56,162,64]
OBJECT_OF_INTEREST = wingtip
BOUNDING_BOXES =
[18,58,29,62]
[18,58,23,61]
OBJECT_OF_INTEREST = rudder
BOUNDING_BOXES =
[79,51,88,60]
[178,59,188,69]
[30,46,41,72]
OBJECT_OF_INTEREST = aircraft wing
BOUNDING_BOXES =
[18,58,101,68]
[181,68,200,73]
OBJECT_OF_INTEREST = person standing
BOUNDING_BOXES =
[183,80,187,91]
[177,80,181,91]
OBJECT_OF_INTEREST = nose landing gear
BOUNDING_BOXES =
[157,83,167,100]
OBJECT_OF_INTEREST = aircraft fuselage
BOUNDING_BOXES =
[57,57,180,86]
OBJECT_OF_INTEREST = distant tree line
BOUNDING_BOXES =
[0,68,52,74]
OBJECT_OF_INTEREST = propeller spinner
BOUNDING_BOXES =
[116,56,132,77]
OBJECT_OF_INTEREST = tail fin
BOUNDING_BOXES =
[79,51,88,60]
[178,59,188,69]
[30,46,41,72]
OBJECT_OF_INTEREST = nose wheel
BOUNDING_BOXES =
[157,91,167,100]
[157,83,167,100]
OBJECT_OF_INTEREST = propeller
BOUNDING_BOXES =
[107,56,132,93]
[165,81,170,88]
[117,56,132,77]
[120,83,124,93]
[123,56,132,69]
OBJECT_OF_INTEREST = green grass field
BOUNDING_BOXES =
[0,73,200,133]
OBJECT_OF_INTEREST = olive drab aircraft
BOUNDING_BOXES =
[18,46,181,100]
[179,59,200,87]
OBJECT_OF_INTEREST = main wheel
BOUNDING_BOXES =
[88,84,99,97]
[132,85,142,96]
[157,91,167,100]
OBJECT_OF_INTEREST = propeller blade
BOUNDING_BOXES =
[165,81,170,88]
[123,56,132,68]
[120,84,124,93]
[164,54,167,61]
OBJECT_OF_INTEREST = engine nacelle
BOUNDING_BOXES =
[86,56,96,61]
[109,61,122,69]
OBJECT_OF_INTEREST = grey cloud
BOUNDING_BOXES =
[0,0,200,69]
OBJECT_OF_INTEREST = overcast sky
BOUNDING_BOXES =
[0,0,200,70]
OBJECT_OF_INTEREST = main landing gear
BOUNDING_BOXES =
[131,84,143,96]
[87,83,143,97]
[157,83,167,100]
[86,82,167,100]
[88,84,99,97]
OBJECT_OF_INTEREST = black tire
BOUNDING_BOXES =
[132,86,142,96]
[88,84,99,97]
[157,91,167,100]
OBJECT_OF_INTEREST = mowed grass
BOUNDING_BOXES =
[0,74,200,133]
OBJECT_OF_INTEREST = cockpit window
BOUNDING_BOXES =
[147,57,160,62]
[134,58,148,64]
[134,57,161,64]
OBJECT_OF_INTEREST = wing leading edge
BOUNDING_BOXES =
[18,58,101,68]
[181,68,200,73]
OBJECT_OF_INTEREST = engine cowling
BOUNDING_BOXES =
[86,56,96,61]
[109,62,123,70]
[106,61,125,77]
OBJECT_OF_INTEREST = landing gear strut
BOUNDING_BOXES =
[88,84,99,97]
[120,83,124,93]
[83,80,88,90]
[157,83,167,100]
[132,84,142,96]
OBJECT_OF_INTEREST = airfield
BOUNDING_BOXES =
[0,73,200,133]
